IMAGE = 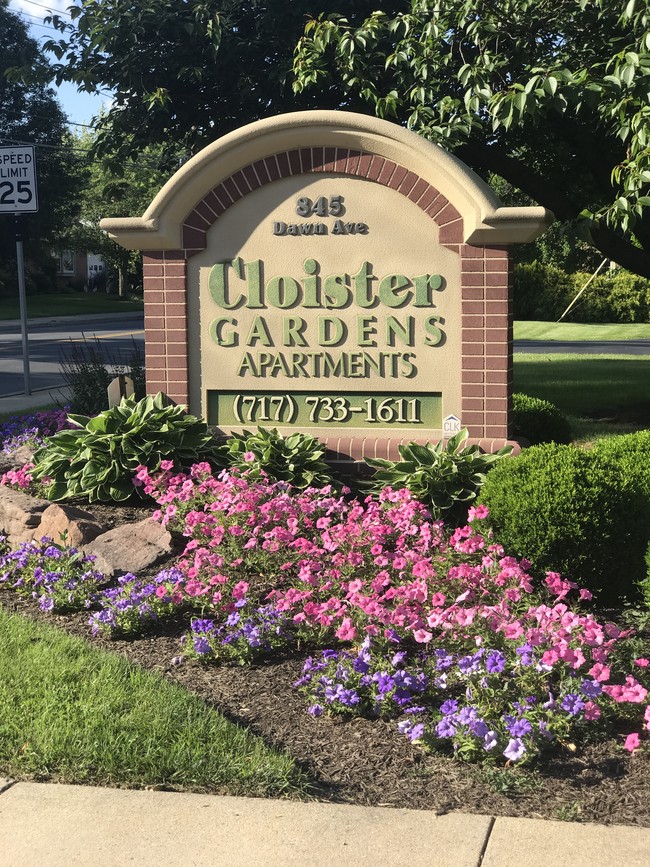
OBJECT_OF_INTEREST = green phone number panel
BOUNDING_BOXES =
[208,391,442,428]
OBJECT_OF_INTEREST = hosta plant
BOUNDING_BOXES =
[30,393,226,502]
[365,428,512,522]
[224,426,334,489]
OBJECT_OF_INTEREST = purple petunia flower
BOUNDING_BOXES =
[580,679,602,698]
[483,730,499,751]
[440,699,459,716]
[39,595,54,612]
[485,650,506,674]
[407,723,425,742]
[193,636,211,655]
[503,738,526,761]
[434,649,454,670]
[436,718,457,738]
[561,693,585,716]
[504,716,532,738]
[470,719,489,738]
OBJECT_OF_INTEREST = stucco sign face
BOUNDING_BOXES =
[195,171,460,435]
[100,111,550,461]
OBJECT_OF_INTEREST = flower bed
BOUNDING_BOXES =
[3,462,648,768]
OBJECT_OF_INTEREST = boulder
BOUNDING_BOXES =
[82,518,173,577]
[0,486,50,546]
[0,445,35,477]
[38,504,107,548]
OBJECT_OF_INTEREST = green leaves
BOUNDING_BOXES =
[292,0,650,277]
[30,393,226,503]
[365,429,512,523]
[225,427,333,490]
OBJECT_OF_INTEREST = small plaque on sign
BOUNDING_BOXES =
[443,414,462,436]
[107,374,134,407]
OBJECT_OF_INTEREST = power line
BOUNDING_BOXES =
[0,135,183,171]
[3,106,102,130]
[11,9,62,32]
[11,0,72,18]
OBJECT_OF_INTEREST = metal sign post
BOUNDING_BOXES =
[0,145,39,396]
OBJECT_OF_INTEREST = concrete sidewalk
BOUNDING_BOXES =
[0,386,71,416]
[0,780,648,867]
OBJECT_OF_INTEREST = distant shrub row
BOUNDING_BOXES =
[514,262,650,322]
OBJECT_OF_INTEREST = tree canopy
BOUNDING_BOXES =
[0,0,82,291]
[293,0,650,277]
[43,0,403,167]
[66,133,181,293]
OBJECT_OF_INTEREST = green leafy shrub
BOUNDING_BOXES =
[511,393,571,445]
[513,262,650,323]
[224,427,334,489]
[513,262,573,321]
[479,443,649,602]
[365,428,512,523]
[592,431,650,604]
[31,393,226,502]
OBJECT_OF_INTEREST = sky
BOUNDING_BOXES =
[9,0,110,128]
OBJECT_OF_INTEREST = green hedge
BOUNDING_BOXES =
[478,443,650,603]
[511,393,571,445]
[514,262,650,323]
[591,431,650,606]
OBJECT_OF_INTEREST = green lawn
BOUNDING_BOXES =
[0,293,143,320]
[513,353,650,415]
[0,608,308,795]
[514,321,650,341]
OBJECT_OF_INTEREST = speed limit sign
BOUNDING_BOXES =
[0,146,38,213]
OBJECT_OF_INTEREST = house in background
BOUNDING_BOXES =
[54,249,106,291]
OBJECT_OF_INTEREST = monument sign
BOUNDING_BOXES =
[101,111,551,463]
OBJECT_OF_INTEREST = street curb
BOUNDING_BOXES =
[1,311,143,329]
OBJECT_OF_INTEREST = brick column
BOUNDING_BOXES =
[142,251,189,406]
[461,245,511,444]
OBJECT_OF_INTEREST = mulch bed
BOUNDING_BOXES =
[2,499,650,827]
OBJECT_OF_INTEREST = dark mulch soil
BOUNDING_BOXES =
[2,497,650,827]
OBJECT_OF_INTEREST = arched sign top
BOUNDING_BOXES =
[100,110,551,250]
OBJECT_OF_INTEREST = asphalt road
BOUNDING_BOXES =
[2,314,649,400]
[515,338,650,355]
[0,313,145,399]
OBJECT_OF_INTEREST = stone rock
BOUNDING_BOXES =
[82,518,173,577]
[38,504,107,548]
[0,445,35,477]
[0,486,51,546]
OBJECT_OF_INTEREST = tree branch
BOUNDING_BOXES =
[456,140,650,276]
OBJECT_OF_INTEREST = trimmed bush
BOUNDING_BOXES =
[592,431,650,604]
[513,262,650,323]
[591,430,650,503]
[478,443,648,602]
[511,393,571,445]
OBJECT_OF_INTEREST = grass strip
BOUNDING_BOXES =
[513,353,650,416]
[0,608,308,796]
[514,321,650,341]
[0,294,143,320]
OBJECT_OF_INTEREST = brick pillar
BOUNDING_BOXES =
[461,245,510,443]
[142,251,189,406]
